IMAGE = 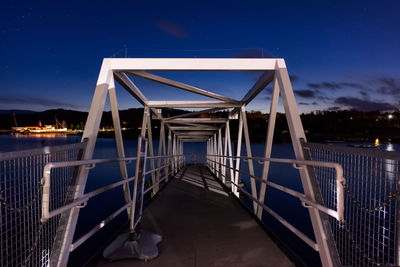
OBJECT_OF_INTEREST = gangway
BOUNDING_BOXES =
[1,58,399,267]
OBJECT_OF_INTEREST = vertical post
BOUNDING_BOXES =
[240,105,258,213]
[157,121,165,187]
[146,110,157,194]
[129,107,149,234]
[223,124,228,184]
[256,75,280,219]
[218,128,223,180]
[108,81,131,215]
[167,129,172,178]
[180,139,183,168]
[213,133,218,174]
[208,136,213,172]
[172,133,176,173]
[50,59,112,267]
[226,121,235,193]
[129,135,148,234]
[234,112,243,197]
[207,140,210,168]
[276,59,338,267]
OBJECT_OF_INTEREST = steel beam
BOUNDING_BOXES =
[276,59,338,267]
[129,71,240,103]
[148,100,241,108]
[240,106,258,213]
[256,75,280,219]
[169,126,219,131]
[167,118,228,124]
[51,59,112,267]
[109,58,279,71]
[113,72,148,106]
[145,108,157,194]
[108,80,131,215]
[164,108,225,121]
[230,70,274,117]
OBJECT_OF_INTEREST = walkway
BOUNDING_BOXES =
[95,164,294,267]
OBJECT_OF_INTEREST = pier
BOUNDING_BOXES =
[1,58,400,267]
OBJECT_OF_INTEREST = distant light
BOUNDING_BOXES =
[388,114,393,119]
[375,138,380,147]
[387,143,394,152]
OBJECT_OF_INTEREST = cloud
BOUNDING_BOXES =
[359,90,368,97]
[299,101,318,106]
[294,90,315,98]
[0,95,81,109]
[334,97,397,112]
[326,106,341,111]
[307,81,366,91]
[156,19,188,38]
[377,76,400,95]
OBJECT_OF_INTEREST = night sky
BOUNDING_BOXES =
[1,0,399,113]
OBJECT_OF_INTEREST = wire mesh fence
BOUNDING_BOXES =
[0,142,86,267]
[303,142,400,267]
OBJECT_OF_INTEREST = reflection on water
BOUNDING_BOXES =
[13,133,68,139]
[385,143,395,183]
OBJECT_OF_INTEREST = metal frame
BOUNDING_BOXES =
[48,58,340,266]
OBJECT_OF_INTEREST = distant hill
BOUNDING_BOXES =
[1,108,399,142]
[0,109,35,114]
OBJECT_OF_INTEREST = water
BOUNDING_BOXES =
[1,135,399,266]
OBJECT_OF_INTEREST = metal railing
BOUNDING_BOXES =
[0,142,86,267]
[206,154,345,252]
[40,153,184,254]
[303,142,400,267]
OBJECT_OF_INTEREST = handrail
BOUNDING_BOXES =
[207,154,345,222]
[41,154,184,222]
[40,154,185,252]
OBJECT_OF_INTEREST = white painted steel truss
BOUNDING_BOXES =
[50,58,342,267]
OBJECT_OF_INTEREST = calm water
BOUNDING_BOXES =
[1,135,399,266]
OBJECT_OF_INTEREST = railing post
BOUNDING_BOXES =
[226,121,234,191]
[218,128,223,180]
[206,139,211,169]
[213,133,218,175]
[157,121,165,188]
[167,129,172,180]
[172,133,176,173]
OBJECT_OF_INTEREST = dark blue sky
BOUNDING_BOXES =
[1,0,399,113]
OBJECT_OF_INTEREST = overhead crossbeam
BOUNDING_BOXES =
[110,58,279,71]
[164,108,226,121]
[175,131,215,136]
[167,118,227,124]
[129,71,239,104]
[169,126,219,131]
[148,101,241,108]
